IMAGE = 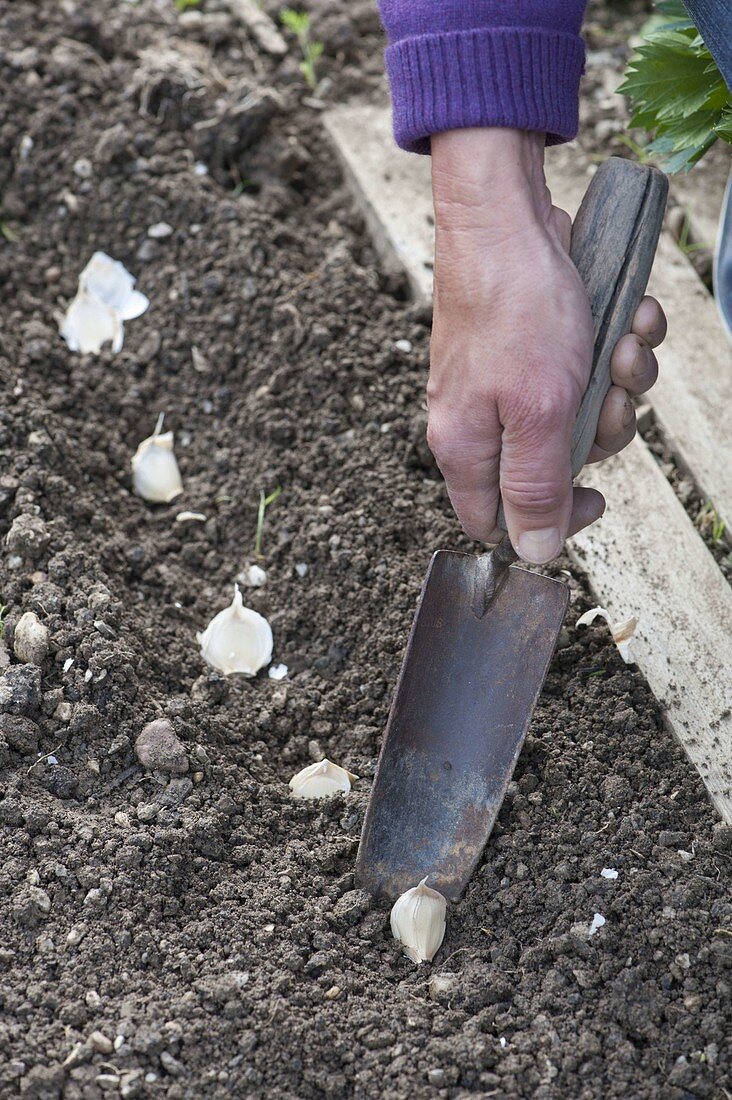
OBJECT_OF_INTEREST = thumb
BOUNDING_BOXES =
[499,395,575,564]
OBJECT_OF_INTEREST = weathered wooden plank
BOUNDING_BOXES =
[324,102,732,822]
[571,438,732,823]
[324,106,434,300]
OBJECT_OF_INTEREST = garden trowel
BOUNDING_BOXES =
[357,158,668,902]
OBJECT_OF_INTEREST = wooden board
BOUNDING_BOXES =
[571,438,732,823]
[325,103,732,823]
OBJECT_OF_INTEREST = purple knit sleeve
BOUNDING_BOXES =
[378,1,588,153]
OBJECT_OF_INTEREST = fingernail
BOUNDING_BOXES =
[631,339,646,377]
[517,527,562,564]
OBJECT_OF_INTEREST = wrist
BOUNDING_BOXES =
[431,128,550,234]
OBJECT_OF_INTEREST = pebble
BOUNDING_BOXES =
[135,718,189,775]
[147,221,173,239]
[89,1030,113,1054]
[28,886,51,914]
[73,157,92,179]
[136,238,159,263]
[136,801,159,822]
[6,514,49,560]
[394,339,412,353]
[97,1075,121,1091]
[67,925,87,946]
[13,611,49,664]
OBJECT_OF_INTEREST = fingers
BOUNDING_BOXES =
[498,388,577,564]
[427,409,503,543]
[567,486,605,536]
[610,333,658,395]
[586,385,636,463]
[631,295,667,348]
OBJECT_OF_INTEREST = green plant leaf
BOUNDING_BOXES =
[618,4,732,172]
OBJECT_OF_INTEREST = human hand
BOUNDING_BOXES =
[427,128,667,564]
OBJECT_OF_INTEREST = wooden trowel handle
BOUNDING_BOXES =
[568,157,668,476]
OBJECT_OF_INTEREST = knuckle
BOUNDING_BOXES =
[503,381,578,437]
[500,477,567,515]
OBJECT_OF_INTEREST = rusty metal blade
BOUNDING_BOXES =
[356,550,569,901]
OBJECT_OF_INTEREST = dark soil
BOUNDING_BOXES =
[1,2,731,1099]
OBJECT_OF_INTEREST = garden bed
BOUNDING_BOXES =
[0,2,730,1098]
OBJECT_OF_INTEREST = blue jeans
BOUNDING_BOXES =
[683,0,732,88]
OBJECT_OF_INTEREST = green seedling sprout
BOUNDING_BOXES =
[696,501,727,544]
[254,486,282,559]
[0,222,18,243]
[174,0,202,11]
[280,9,323,91]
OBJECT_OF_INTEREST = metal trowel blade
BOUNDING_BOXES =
[356,550,569,901]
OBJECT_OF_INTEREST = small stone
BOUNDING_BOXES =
[394,339,412,353]
[13,610,50,664]
[159,1052,184,1077]
[97,1075,121,1091]
[83,888,107,909]
[427,1068,446,1087]
[135,719,189,775]
[29,886,51,914]
[73,157,93,178]
[136,802,159,822]
[295,562,308,577]
[67,925,87,946]
[89,1030,113,1054]
[136,238,159,263]
[147,222,173,239]
[114,811,131,829]
[6,514,49,560]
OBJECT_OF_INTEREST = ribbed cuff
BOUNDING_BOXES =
[385,27,586,154]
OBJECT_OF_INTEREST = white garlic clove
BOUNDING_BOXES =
[268,663,288,680]
[239,564,267,587]
[13,611,50,665]
[576,605,638,664]
[80,251,149,320]
[132,416,183,504]
[197,585,273,676]
[288,759,358,799]
[59,291,122,355]
[390,877,447,964]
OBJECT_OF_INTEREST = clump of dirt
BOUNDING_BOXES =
[0,2,730,1099]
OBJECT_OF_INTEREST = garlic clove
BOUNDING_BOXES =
[239,564,267,587]
[132,416,183,504]
[390,877,447,964]
[289,759,358,799]
[80,251,150,319]
[197,585,273,676]
[59,291,122,355]
[576,605,637,664]
[59,252,148,354]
